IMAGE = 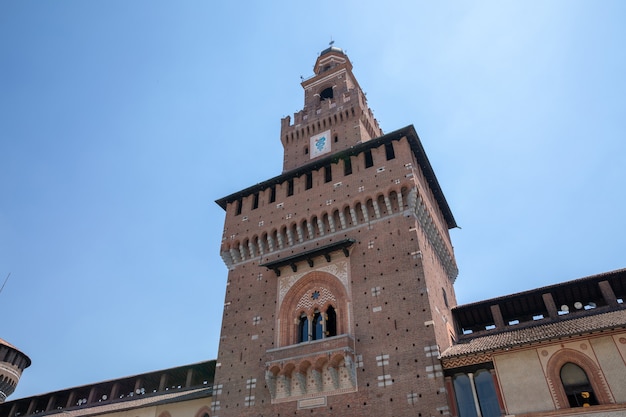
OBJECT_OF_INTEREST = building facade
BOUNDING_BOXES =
[442,268,626,417]
[2,46,626,417]
[0,361,215,417]
[212,45,459,417]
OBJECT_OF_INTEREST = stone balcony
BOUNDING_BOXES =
[265,334,355,367]
[264,335,358,403]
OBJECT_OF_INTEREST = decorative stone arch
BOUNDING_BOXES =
[400,186,411,209]
[300,218,311,240]
[310,215,321,238]
[228,241,241,263]
[365,198,376,220]
[314,355,329,372]
[277,271,349,347]
[253,234,265,256]
[545,348,614,408]
[388,189,401,213]
[321,211,332,234]
[194,406,211,417]
[331,208,342,231]
[298,360,313,374]
[289,222,299,244]
[157,411,172,417]
[282,362,296,377]
[354,201,366,224]
[268,364,281,377]
[270,228,281,250]
[342,205,353,227]
[376,193,388,216]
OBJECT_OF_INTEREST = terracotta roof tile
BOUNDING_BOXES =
[441,309,626,358]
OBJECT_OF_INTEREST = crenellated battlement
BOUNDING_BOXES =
[279,49,383,172]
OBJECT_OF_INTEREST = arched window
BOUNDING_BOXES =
[453,374,478,417]
[296,305,338,344]
[326,306,337,337]
[320,87,333,101]
[298,314,309,343]
[452,370,500,417]
[474,370,500,417]
[313,311,323,340]
[560,362,598,407]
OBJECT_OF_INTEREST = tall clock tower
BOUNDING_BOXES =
[214,45,459,417]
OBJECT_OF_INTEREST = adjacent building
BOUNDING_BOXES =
[0,361,215,417]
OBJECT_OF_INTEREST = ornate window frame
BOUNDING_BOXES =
[545,348,613,408]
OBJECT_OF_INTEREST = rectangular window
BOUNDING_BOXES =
[269,186,276,203]
[305,172,313,189]
[252,193,259,210]
[364,150,373,168]
[344,157,352,175]
[385,142,395,160]
[235,199,242,215]
[287,179,294,196]
[324,165,332,183]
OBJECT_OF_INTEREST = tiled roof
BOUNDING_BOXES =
[441,309,626,358]
[42,387,212,417]
[0,338,17,350]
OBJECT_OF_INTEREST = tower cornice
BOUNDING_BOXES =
[215,124,457,230]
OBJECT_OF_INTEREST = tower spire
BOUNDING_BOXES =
[279,47,382,171]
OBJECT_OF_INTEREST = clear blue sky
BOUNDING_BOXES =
[1,1,625,399]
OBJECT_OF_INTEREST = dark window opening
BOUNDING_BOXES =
[299,315,309,342]
[326,306,337,337]
[304,146,309,155]
[287,179,294,196]
[313,311,323,340]
[385,142,396,160]
[252,193,259,210]
[297,305,338,344]
[334,135,338,143]
[235,199,242,215]
[324,165,332,183]
[561,363,598,407]
[320,87,333,101]
[443,288,449,308]
[344,157,352,176]
[305,172,313,189]
[364,150,374,168]
[269,186,276,203]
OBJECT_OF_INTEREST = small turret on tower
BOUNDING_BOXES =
[280,45,382,172]
[0,339,30,402]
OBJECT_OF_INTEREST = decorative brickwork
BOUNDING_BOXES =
[213,46,458,417]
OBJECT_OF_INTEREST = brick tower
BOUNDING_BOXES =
[0,339,30,403]
[214,45,459,417]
